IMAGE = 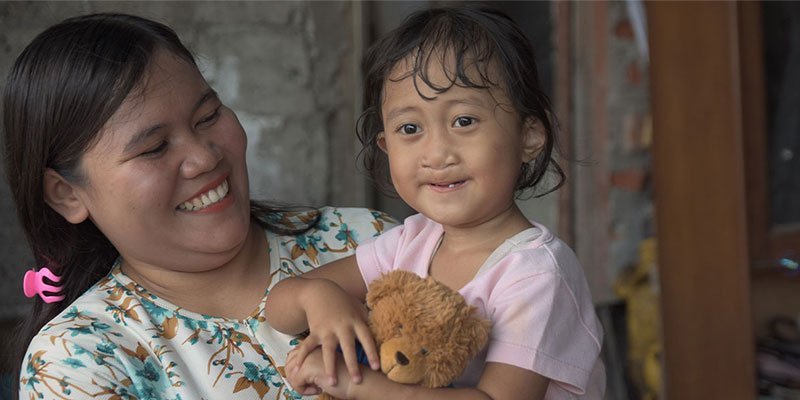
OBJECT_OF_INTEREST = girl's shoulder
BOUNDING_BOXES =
[487,222,583,280]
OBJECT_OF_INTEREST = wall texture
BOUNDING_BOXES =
[0,0,654,318]
[0,1,364,319]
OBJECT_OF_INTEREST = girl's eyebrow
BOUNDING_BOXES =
[442,95,491,109]
[385,106,418,122]
[123,88,219,153]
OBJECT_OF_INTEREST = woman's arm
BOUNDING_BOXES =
[264,255,378,385]
[290,347,550,400]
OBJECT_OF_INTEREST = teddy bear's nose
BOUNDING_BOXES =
[395,351,409,366]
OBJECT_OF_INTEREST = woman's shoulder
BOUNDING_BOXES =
[267,207,399,272]
[271,206,398,242]
[315,206,398,233]
[21,277,140,388]
[30,272,142,343]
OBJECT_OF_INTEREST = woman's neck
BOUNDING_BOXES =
[120,222,270,319]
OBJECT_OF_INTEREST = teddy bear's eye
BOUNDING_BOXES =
[421,348,429,356]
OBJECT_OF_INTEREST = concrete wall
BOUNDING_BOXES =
[0,1,365,319]
[1,0,654,317]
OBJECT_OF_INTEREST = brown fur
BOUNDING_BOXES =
[318,270,491,399]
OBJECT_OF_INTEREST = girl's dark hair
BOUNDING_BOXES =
[357,5,565,198]
[2,13,316,393]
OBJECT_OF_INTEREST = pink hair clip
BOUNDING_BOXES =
[23,267,65,303]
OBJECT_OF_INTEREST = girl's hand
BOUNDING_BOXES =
[293,278,380,385]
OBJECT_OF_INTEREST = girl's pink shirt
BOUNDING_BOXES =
[356,213,606,399]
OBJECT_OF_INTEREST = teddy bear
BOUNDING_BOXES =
[318,270,491,399]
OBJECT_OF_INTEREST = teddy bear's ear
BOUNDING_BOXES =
[423,306,492,388]
[461,305,492,356]
[366,270,421,308]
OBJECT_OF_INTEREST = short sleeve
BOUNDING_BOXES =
[355,224,405,284]
[355,214,443,285]
[485,268,603,394]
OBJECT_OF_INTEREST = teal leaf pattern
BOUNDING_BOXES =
[18,207,397,400]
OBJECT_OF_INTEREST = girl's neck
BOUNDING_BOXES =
[438,203,533,253]
[120,222,270,319]
[429,203,533,290]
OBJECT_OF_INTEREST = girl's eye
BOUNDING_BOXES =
[197,107,220,126]
[141,141,167,156]
[399,124,420,135]
[454,116,476,128]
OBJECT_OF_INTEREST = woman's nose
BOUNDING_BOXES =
[180,136,222,179]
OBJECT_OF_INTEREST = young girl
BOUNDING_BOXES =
[5,13,396,399]
[264,5,605,400]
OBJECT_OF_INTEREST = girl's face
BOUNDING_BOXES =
[378,58,545,230]
[66,50,252,272]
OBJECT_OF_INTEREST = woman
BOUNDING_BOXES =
[4,13,395,399]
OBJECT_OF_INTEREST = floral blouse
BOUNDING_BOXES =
[19,207,397,400]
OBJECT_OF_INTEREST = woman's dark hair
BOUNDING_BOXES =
[2,13,316,393]
[357,5,565,198]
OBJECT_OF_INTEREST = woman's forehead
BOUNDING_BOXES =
[94,52,206,149]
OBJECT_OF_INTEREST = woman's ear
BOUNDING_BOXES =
[43,169,89,224]
[521,117,546,163]
[377,132,388,153]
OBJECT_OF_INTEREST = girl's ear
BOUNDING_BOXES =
[43,169,89,224]
[376,132,388,153]
[521,117,546,163]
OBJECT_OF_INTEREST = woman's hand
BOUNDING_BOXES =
[287,341,357,398]
[291,278,379,386]
[286,348,549,400]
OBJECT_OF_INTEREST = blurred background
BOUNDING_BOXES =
[0,1,798,399]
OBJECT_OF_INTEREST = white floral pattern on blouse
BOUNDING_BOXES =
[19,207,397,400]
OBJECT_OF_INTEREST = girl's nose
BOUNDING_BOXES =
[421,129,457,169]
[180,136,222,179]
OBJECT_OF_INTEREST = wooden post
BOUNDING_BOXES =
[647,2,756,399]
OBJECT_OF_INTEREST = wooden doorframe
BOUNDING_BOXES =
[647,2,756,399]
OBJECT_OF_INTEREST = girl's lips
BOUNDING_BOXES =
[427,180,466,193]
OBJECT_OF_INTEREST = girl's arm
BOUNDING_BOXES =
[289,347,549,400]
[264,255,367,332]
[264,255,379,385]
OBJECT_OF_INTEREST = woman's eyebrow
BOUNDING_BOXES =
[123,89,219,153]
[194,88,219,112]
[124,123,166,154]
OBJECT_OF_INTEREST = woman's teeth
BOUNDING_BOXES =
[178,180,229,211]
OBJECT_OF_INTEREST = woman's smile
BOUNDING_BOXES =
[178,176,231,212]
